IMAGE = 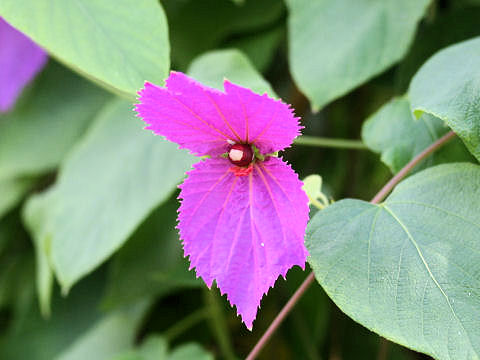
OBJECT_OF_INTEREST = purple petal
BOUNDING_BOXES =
[222,80,302,154]
[0,18,47,112]
[136,73,241,156]
[178,157,309,329]
[135,72,302,156]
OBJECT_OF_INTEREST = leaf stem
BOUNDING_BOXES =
[294,135,367,149]
[245,130,456,359]
[163,307,208,341]
[370,131,456,204]
[246,273,316,360]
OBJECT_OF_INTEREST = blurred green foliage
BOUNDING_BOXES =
[0,0,480,359]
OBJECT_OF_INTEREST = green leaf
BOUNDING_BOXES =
[362,96,474,173]
[23,189,55,317]
[102,196,200,309]
[23,99,195,296]
[0,177,35,218]
[226,26,285,73]
[0,0,169,98]
[56,300,150,360]
[0,62,109,217]
[306,163,480,359]
[409,36,480,162]
[164,0,284,70]
[167,343,213,360]
[396,7,480,91]
[0,275,106,360]
[110,336,213,360]
[187,49,276,97]
[0,62,109,181]
[287,0,430,110]
[302,175,323,204]
[0,213,34,313]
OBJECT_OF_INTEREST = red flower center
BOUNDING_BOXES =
[228,143,254,167]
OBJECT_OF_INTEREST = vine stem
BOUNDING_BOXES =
[246,130,456,360]
[294,135,367,149]
[370,131,456,204]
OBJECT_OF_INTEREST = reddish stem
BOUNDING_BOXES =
[370,131,456,204]
[245,131,456,359]
[245,273,315,360]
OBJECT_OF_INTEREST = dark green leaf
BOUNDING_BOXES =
[110,336,213,360]
[0,178,35,219]
[164,0,284,70]
[396,7,480,91]
[56,300,150,360]
[102,196,200,309]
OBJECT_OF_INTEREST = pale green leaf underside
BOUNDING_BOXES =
[187,49,277,97]
[287,0,430,110]
[23,99,195,293]
[410,36,480,162]
[306,163,480,360]
[0,0,169,98]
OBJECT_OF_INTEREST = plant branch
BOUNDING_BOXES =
[245,130,456,359]
[294,135,367,149]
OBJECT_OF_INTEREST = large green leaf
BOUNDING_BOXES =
[0,0,169,98]
[0,62,109,217]
[362,96,474,173]
[187,49,276,96]
[409,36,480,162]
[287,0,430,110]
[163,0,284,70]
[23,99,195,295]
[306,163,480,359]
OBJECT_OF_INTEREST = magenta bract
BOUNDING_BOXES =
[0,17,47,113]
[135,72,309,329]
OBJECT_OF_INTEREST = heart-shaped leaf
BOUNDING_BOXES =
[307,163,480,359]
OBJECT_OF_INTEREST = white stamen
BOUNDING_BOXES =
[261,242,264,247]
[227,139,235,145]
[229,148,244,161]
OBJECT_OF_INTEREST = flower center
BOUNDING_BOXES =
[228,143,254,167]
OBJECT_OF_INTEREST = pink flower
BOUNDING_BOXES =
[0,17,47,113]
[135,72,309,329]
